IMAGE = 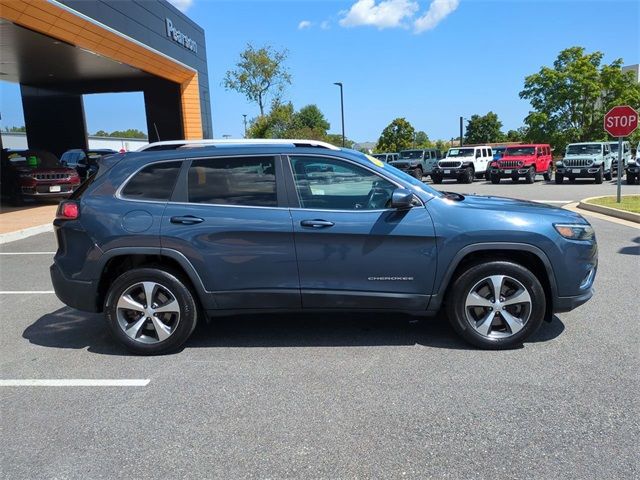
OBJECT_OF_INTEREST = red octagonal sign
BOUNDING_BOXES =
[604,105,638,137]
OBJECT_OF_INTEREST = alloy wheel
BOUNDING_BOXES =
[464,275,532,339]
[116,281,181,344]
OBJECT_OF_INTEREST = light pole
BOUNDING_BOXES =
[242,114,247,138]
[334,82,345,147]
[459,116,464,146]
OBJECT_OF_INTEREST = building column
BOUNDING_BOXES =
[143,79,184,143]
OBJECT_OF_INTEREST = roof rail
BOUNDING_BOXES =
[137,138,341,152]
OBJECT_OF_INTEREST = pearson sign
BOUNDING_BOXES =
[166,18,198,54]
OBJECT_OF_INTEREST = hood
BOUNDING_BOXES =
[14,165,77,176]
[563,153,600,160]
[390,159,420,165]
[458,194,588,223]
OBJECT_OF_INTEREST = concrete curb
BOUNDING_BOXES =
[0,223,53,245]
[578,196,640,224]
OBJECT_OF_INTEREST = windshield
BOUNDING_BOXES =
[504,147,535,156]
[399,150,424,159]
[447,148,474,157]
[372,154,386,160]
[566,144,601,155]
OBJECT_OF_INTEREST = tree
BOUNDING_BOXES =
[520,46,640,151]
[3,126,26,133]
[325,133,354,149]
[376,118,415,153]
[293,104,330,132]
[224,44,292,116]
[414,130,432,148]
[246,102,331,141]
[464,112,504,144]
[94,130,109,137]
[505,127,528,142]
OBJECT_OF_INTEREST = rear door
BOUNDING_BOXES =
[160,154,300,310]
[285,154,437,310]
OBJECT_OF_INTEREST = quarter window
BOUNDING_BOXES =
[122,161,181,201]
[188,156,277,207]
[290,156,395,210]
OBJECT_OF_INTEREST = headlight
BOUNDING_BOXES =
[554,224,595,241]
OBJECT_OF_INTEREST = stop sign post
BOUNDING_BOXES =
[604,105,638,202]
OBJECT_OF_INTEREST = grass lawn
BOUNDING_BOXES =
[586,195,640,214]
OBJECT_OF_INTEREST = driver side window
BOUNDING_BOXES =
[289,156,395,210]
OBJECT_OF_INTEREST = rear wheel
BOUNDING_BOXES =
[105,268,198,355]
[525,166,535,184]
[543,165,552,182]
[555,174,564,184]
[594,167,603,184]
[446,261,546,349]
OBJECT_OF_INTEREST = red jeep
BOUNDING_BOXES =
[488,144,553,183]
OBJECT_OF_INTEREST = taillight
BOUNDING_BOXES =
[57,201,79,220]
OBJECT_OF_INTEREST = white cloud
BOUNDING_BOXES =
[339,0,419,30]
[320,20,331,30]
[298,20,312,30]
[414,0,460,33]
[167,0,193,13]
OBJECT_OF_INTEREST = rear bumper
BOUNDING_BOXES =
[553,288,594,313]
[50,263,100,312]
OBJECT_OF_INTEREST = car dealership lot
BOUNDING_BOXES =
[1,182,638,479]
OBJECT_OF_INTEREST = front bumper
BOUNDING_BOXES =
[488,166,532,178]
[50,263,100,312]
[432,166,466,178]
[553,288,594,313]
[556,166,601,177]
[626,164,640,175]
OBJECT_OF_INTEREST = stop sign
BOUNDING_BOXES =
[604,105,638,137]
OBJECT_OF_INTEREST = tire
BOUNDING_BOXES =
[569,176,576,183]
[604,169,612,181]
[543,165,552,182]
[445,261,546,349]
[555,174,564,184]
[461,167,474,184]
[104,268,199,355]
[10,186,24,206]
[431,174,443,184]
[594,167,603,184]
[413,167,423,180]
[525,167,535,184]
[485,171,491,181]
[627,173,637,185]
[490,174,500,184]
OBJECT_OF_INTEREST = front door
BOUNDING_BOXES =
[285,155,437,310]
[161,154,300,310]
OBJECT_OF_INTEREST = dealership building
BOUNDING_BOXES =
[0,0,211,156]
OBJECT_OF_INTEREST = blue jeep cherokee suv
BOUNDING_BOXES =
[50,140,597,354]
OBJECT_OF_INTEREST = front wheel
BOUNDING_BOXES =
[594,167,603,184]
[105,268,199,355]
[525,166,535,184]
[431,174,443,184]
[460,167,474,184]
[413,167,423,180]
[604,169,612,181]
[627,173,637,185]
[490,174,501,184]
[446,261,546,349]
[555,174,563,184]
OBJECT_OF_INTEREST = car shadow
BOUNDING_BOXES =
[23,307,566,356]
[618,236,640,256]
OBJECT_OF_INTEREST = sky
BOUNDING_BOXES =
[1,0,638,143]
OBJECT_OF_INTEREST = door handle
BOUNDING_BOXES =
[300,219,335,228]
[170,215,204,225]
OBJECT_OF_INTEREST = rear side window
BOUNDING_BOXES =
[121,161,181,201]
[188,156,277,207]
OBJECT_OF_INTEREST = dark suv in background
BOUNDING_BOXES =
[51,140,597,355]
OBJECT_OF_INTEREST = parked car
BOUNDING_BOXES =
[487,144,553,184]
[555,142,614,184]
[61,148,117,180]
[371,152,399,163]
[608,141,632,177]
[493,146,506,160]
[431,146,493,183]
[1,149,81,205]
[625,141,640,185]
[50,139,597,354]
[389,148,442,179]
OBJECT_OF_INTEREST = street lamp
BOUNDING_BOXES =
[334,82,345,147]
[242,114,247,138]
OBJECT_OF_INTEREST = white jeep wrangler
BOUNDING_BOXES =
[556,142,614,184]
[432,145,493,184]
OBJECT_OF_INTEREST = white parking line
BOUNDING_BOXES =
[0,252,56,255]
[0,379,150,387]
[0,291,55,294]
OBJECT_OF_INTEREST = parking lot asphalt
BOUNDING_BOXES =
[1,181,639,479]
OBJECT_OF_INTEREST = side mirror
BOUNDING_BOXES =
[391,188,414,209]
